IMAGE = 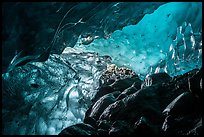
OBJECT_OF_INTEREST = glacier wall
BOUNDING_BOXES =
[2,49,111,135]
[75,2,202,79]
[2,2,202,135]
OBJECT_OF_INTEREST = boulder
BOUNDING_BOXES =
[110,77,141,92]
[162,92,198,117]
[91,85,114,103]
[141,72,171,88]
[116,86,138,100]
[157,70,197,109]
[111,91,121,98]
[109,120,133,135]
[161,87,202,135]
[100,85,163,125]
[122,86,138,95]
[97,120,112,130]
[161,113,201,135]
[83,116,97,128]
[133,116,159,135]
[116,93,128,101]
[99,100,126,121]
[89,93,116,120]
[58,123,98,135]
[97,129,109,135]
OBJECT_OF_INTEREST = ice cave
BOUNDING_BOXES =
[2,2,202,135]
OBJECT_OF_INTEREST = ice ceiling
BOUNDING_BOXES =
[2,2,165,73]
[75,2,202,79]
[2,2,202,135]
[2,2,202,79]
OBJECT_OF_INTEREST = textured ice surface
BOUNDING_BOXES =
[2,48,111,135]
[75,2,202,79]
[2,2,165,73]
[2,2,202,135]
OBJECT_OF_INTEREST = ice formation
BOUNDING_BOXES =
[2,2,202,135]
[2,48,111,135]
[75,2,202,79]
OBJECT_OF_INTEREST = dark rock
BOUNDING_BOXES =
[187,118,202,135]
[122,86,138,95]
[157,70,197,109]
[97,129,109,135]
[165,68,199,94]
[131,80,142,90]
[140,71,199,111]
[172,68,199,82]
[158,69,202,113]
[84,106,93,121]
[200,78,202,90]
[89,93,116,120]
[83,116,97,128]
[83,68,202,136]
[116,93,127,101]
[133,116,158,135]
[141,72,171,88]
[110,77,141,92]
[116,86,138,100]
[58,123,98,135]
[92,85,114,103]
[162,92,199,117]
[111,91,121,98]
[100,85,163,125]
[188,69,202,98]
[159,70,203,135]
[161,113,201,135]
[85,91,120,122]
[99,100,126,121]
[158,86,187,110]
[97,120,112,130]
[109,120,133,135]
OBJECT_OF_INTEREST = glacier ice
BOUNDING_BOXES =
[2,2,202,135]
[2,2,165,73]
[2,48,111,135]
[75,2,202,79]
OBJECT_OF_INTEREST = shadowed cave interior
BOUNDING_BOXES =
[2,2,202,135]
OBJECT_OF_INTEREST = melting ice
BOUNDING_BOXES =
[2,2,202,135]
[2,49,111,135]
[75,2,202,79]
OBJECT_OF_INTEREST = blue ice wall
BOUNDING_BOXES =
[75,2,202,79]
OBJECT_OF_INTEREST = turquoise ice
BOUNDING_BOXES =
[75,2,202,79]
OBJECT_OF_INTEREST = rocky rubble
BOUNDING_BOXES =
[59,67,202,135]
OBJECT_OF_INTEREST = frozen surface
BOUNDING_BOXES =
[2,48,111,135]
[2,2,165,73]
[75,2,202,79]
[2,2,202,135]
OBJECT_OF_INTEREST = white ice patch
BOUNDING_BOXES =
[2,50,109,135]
